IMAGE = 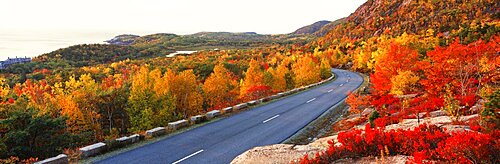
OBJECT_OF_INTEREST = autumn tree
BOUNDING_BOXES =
[170,69,203,118]
[352,41,372,72]
[270,62,289,92]
[240,59,265,97]
[419,38,498,107]
[98,74,128,136]
[371,42,420,95]
[390,70,420,96]
[203,64,237,109]
[0,78,11,104]
[15,80,53,114]
[263,68,275,90]
[293,56,320,87]
[127,66,176,132]
[45,74,104,141]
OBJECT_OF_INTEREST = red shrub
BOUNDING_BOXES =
[244,85,272,100]
[436,132,499,163]
[296,124,499,164]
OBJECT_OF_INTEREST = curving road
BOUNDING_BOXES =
[96,69,363,164]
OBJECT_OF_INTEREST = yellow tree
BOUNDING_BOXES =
[240,59,265,97]
[127,66,154,131]
[390,70,420,96]
[127,66,176,132]
[153,68,171,97]
[53,74,103,140]
[203,64,237,109]
[271,62,289,92]
[352,41,372,72]
[0,78,9,101]
[293,56,320,87]
[170,69,203,118]
[0,78,17,108]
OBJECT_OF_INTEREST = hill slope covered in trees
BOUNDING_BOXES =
[292,20,331,35]
[295,0,500,163]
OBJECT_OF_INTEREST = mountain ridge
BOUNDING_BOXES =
[292,20,331,35]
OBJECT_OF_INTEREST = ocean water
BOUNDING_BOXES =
[0,29,149,61]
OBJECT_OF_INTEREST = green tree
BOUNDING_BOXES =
[0,99,70,159]
[127,66,176,132]
[319,58,332,79]
[481,90,500,130]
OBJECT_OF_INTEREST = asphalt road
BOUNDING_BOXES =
[96,68,363,164]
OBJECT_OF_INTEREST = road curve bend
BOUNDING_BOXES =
[97,68,363,164]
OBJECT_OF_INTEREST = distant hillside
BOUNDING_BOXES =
[313,18,346,36]
[104,34,140,45]
[36,44,147,67]
[292,21,331,35]
[24,31,315,69]
[316,0,500,46]
[106,31,315,51]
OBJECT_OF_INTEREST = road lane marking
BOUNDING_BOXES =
[306,98,316,103]
[328,89,334,93]
[263,115,280,123]
[172,150,204,164]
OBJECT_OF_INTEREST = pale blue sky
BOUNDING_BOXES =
[0,0,367,35]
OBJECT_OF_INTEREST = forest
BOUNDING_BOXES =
[1,0,499,163]
[0,45,331,161]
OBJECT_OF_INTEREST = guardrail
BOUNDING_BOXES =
[34,154,68,164]
[38,73,335,163]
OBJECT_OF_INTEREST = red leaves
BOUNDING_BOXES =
[346,92,371,114]
[457,94,477,107]
[243,85,272,101]
[16,79,53,105]
[412,150,428,164]
[262,62,269,70]
[373,117,388,128]
[367,37,498,123]
[297,124,500,164]
[370,94,400,115]
[436,132,499,163]
[420,38,498,98]
[371,43,420,95]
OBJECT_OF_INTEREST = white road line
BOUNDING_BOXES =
[263,115,280,123]
[306,98,316,103]
[172,150,204,164]
[328,89,334,93]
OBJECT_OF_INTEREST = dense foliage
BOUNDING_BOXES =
[0,32,315,86]
[316,0,499,47]
[0,45,332,160]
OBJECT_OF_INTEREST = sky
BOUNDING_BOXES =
[0,0,367,35]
